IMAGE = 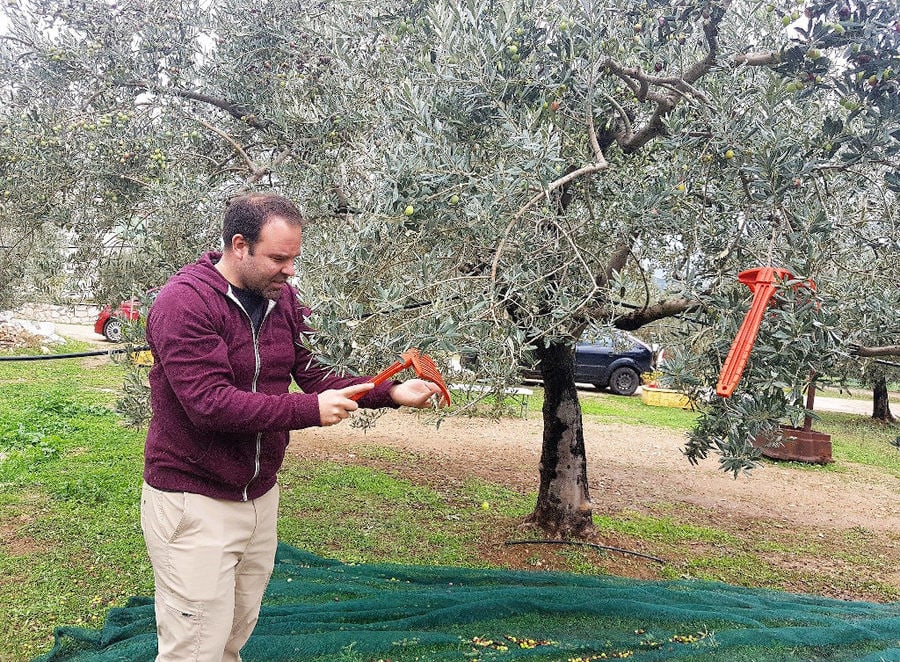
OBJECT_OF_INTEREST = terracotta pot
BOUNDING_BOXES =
[753,424,833,464]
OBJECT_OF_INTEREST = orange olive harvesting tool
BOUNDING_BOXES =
[350,348,452,406]
[715,266,793,398]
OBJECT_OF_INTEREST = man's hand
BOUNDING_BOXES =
[390,379,446,408]
[318,383,374,425]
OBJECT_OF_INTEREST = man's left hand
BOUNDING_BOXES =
[390,379,446,408]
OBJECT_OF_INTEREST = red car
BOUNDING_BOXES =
[94,300,140,342]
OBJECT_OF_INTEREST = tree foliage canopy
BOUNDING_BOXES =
[1,0,897,476]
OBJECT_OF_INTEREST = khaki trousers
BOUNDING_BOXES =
[140,482,279,662]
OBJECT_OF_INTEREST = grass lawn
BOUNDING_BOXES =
[1,347,897,661]
[0,349,150,660]
[814,379,900,402]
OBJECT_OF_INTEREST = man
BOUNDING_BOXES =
[141,192,442,661]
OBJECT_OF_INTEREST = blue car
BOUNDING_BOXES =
[522,332,655,396]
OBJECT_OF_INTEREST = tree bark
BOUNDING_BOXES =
[613,297,698,330]
[872,371,896,422]
[525,340,595,538]
[852,344,900,358]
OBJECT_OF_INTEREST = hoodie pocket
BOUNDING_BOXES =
[185,436,215,465]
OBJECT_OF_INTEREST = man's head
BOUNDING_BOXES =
[218,193,305,299]
[222,193,304,250]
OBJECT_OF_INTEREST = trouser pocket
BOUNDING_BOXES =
[155,588,204,661]
[141,482,188,544]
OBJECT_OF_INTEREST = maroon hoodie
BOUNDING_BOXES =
[143,252,397,501]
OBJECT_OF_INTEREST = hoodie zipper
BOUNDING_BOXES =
[227,288,276,502]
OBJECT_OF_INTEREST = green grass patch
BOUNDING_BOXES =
[0,350,148,661]
[814,382,900,402]
[347,444,410,463]
[519,386,699,429]
[448,385,535,419]
[0,341,127,401]
[450,384,699,429]
[582,393,698,429]
[675,551,790,588]
[594,511,736,546]
[459,476,535,518]
[814,412,900,478]
[277,460,480,566]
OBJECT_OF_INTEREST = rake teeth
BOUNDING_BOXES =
[409,350,452,406]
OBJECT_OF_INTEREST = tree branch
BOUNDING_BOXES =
[600,90,633,138]
[585,98,606,164]
[491,161,608,283]
[243,146,295,189]
[612,297,699,330]
[174,88,271,129]
[850,344,900,358]
[600,238,634,290]
[190,115,256,172]
[119,80,272,129]
[612,1,730,153]
[734,51,780,66]
[0,34,35,49]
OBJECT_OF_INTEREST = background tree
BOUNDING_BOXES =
[840,257,899,423]
[1,0,897,538]
[810,172,899,423]
[850,346,900,423]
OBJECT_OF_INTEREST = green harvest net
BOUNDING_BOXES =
[36,543,900,662]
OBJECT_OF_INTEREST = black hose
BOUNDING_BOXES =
[0,346,150,361]
[504,538,666,564]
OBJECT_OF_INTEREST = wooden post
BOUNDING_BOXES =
[804,371,816,432]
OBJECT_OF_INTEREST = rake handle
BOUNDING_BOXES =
[347,359,411,402]
[715,267,792,398]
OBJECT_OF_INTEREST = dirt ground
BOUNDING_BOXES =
[291,404,900,600]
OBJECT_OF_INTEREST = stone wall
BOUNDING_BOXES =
[9,302,101,325]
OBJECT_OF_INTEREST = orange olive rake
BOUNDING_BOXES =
[716,266,793,398]
[350,348,452,406]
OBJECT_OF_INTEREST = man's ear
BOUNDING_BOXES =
[230,234,250,259]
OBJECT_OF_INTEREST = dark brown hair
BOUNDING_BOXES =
[222,193,304,251]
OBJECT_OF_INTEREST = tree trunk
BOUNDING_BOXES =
[872,371,895,422]
[525,340,595,538]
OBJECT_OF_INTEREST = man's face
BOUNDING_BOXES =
[234,216,302,299]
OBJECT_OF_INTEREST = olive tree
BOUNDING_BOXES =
[833,203,899,423]
[1,0,897,537]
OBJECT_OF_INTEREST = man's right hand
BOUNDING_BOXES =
[317,383,375,426]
